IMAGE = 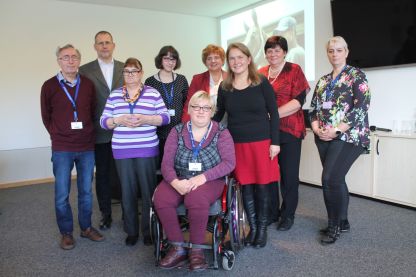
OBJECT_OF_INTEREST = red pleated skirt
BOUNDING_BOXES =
[233,139,280,185]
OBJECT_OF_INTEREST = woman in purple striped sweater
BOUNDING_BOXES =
[100,58,170,246]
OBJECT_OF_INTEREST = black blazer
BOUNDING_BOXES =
[79,59,124,143]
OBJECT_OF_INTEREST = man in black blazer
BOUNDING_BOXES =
[79,31,124,230]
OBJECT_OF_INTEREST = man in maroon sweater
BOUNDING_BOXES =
[40,44,104,250]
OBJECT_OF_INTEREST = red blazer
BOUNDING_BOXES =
[181,70,227,122]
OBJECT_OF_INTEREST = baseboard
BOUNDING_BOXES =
[0,176,76,190]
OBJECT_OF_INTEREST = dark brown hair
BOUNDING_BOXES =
[154,45,181,70]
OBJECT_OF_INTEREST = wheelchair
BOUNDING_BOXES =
[150,177,246,270]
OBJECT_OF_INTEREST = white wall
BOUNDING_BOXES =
[0,0,217,184]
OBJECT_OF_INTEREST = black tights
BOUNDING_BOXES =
[315,138,364,226]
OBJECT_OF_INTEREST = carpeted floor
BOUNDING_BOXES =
[0,182,415,277]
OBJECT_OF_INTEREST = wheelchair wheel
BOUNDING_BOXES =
[150,209,162,265]
[227,178,247,252]
[221,250,235,271]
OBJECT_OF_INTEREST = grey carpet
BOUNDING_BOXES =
[0,183,415,277]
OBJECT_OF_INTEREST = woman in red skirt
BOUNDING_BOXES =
[214,42,280,248]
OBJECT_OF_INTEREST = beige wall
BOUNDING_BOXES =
[0,0,217,184]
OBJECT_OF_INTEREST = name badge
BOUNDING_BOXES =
[189,162,202,171]
[71,122,83,129]
[168,109,176,116]
[323,101,333,109]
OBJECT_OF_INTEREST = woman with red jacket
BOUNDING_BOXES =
[182,44,227,122]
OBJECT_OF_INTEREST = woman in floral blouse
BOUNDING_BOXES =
[310,36,370,245]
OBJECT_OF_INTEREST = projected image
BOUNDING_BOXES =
[221,0,314,80]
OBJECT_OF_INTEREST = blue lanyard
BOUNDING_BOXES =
[158,72,175,106]
[187,121,212,161]
[324,65,347,101]
[58,75,81,121]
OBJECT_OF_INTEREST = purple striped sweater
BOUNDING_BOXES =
[100,85,170,159]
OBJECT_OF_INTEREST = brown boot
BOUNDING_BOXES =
[159,245,187,269]
[60,234,75,250]
[189,249,208,272]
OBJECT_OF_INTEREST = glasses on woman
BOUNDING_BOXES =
[122,69,141,76]
[190,105,212,112]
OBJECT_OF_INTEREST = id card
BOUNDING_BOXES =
[168,109,176,116]
[322,101,333,109]
[71,121,83,129]
[189,162,202,171]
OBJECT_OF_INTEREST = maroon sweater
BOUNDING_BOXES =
[40,75,96,151]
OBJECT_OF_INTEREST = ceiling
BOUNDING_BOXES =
[59,0,265,18]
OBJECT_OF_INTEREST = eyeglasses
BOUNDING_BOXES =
[122,69,141,76]
[95,41,113,47]
[162,56,177,63]
[59,55,80,62]
[190,105,212,112]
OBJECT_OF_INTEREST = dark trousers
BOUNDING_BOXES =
[269,134,302,221]
[115,157,157,237]
[95,143,121,217]
[315,137,364,225]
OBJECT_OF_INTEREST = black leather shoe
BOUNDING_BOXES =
[321,226,340,245]
[320,219,350,234]
[143,235,152,246]
[277,218,294,231]
[99,215,112,230]
[125,235,138,246]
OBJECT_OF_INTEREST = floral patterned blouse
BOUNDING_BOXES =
[310,65,371,149]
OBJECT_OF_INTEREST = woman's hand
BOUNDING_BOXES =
[114,114,138,128]
[269,145,280,160]
[189,174,207,191]
[315,127,336,141]
[171,179,194,195]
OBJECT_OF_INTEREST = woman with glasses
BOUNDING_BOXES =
[214,43,280,248]
[100,57,170,246]
[153,91,235,271]
[181,44,227,122]
[145,46,189,171]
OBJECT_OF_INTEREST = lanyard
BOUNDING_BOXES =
[58,75,81,121]
[128,99,139,114]
[158,72,175,106]
[187,121,212,161]
[323,65,347,101]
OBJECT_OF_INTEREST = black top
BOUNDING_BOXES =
[144,74,189,140]
[213,77,280,145]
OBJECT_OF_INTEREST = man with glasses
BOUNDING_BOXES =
[41,44,104,250]
[79,31,124,230]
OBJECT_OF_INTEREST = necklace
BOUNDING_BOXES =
[122,84,142,103]
[267,62,285,85]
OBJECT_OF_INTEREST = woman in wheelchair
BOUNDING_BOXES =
[153,91,236,271]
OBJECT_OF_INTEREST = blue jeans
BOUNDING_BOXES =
[52,151,94,234]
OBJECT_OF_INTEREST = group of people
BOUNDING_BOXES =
[40,29,370,271]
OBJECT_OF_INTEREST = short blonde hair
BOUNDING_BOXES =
[188,90,216,117]
[326,36,349,52]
